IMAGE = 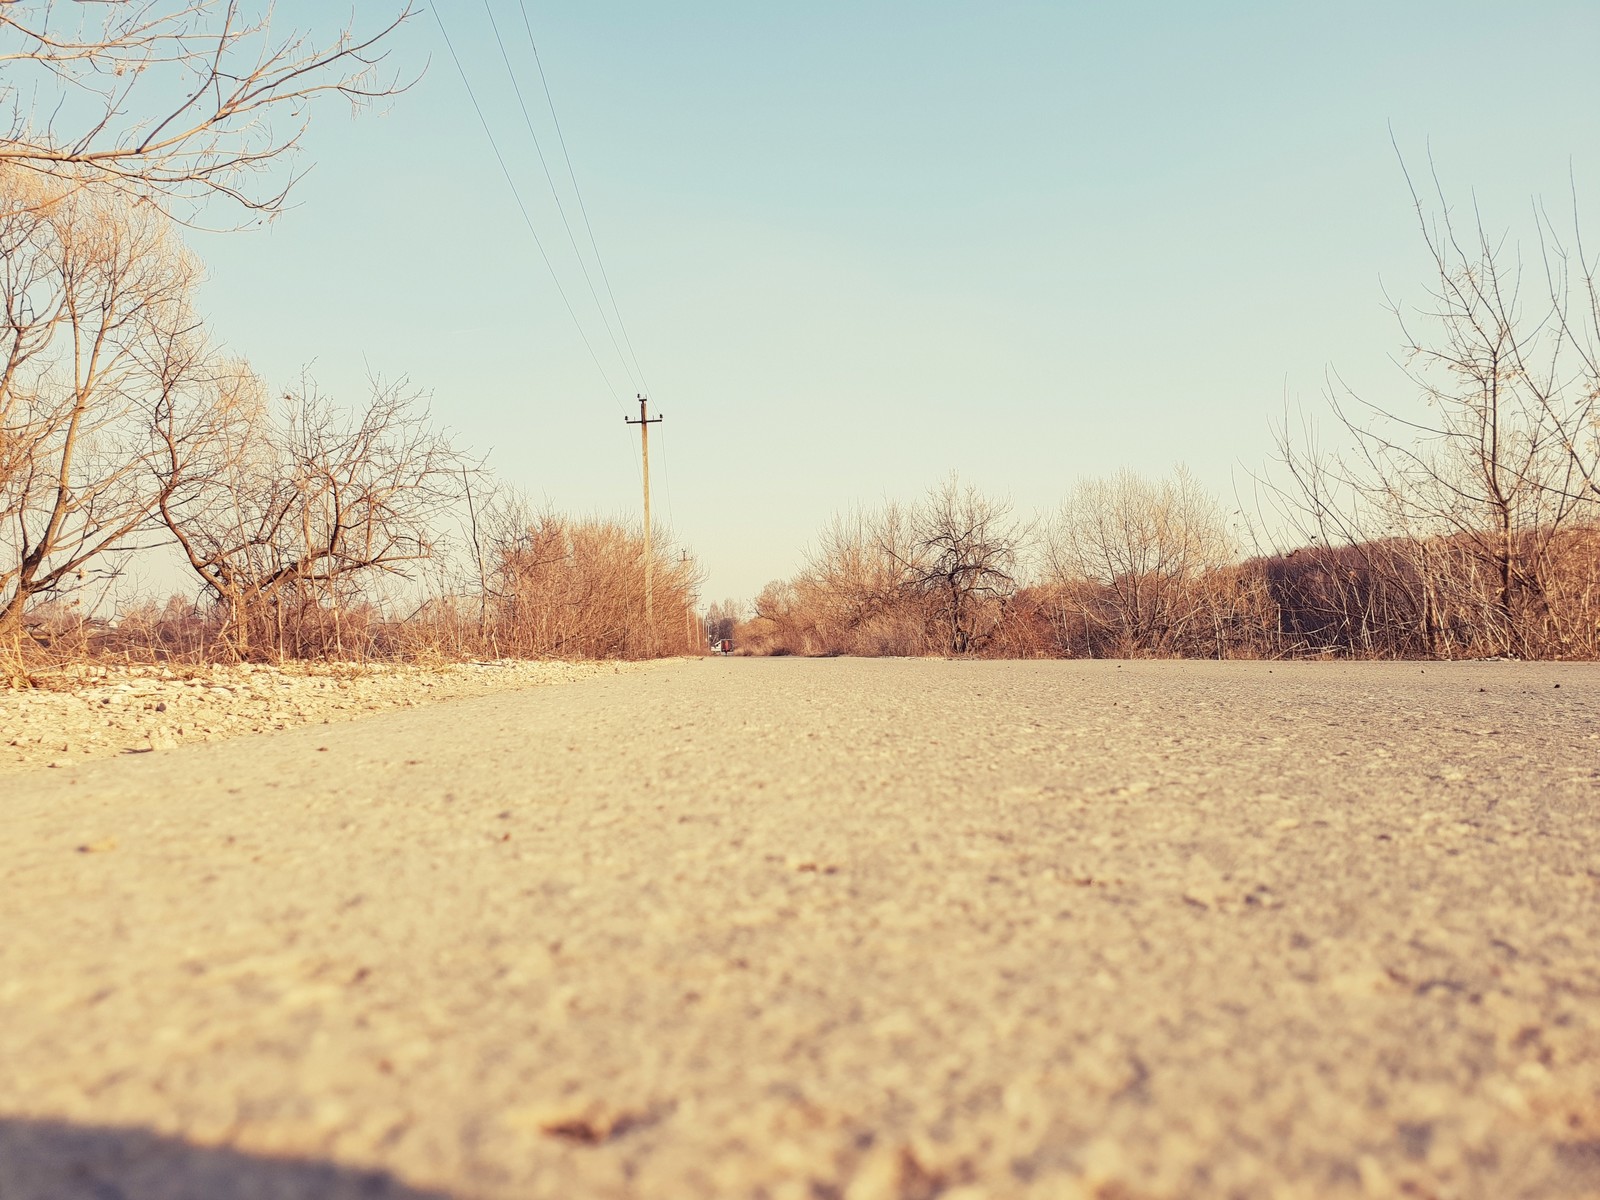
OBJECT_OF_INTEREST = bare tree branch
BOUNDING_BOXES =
[0,1,417,219]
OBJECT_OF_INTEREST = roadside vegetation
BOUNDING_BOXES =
[730,470,1600,660]
[3,6,1595,675]
[732,173,1600,662]
[0,3,702,685]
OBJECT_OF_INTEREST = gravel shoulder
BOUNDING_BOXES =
[1,657,1598,1200]
[0,658,649,773]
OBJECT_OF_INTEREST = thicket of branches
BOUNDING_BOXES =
[737,466,1598,662]
[1263,166,1600,659]
[742,476,1025,658]
[737,470,1273,660]
[0,0,416,218]
[466,504,701,661]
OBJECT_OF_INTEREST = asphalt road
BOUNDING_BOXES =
[2,658,1597,1200]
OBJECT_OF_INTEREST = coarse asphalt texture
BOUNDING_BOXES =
[1,657,1597,1200]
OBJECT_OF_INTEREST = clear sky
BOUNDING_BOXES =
[191,1,1600,606]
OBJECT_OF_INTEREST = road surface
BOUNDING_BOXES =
[2,658,1597,1199]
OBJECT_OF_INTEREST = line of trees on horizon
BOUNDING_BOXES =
[716,462,1600,661]
[721,169,1600,663]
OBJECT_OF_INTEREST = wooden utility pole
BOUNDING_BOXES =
[624,395,663,636]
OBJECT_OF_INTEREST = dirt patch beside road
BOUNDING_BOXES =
[1,658,645,773]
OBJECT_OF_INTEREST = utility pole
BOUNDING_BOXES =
[624,395,663,641]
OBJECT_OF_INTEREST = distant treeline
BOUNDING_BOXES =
[19,510,701,669]
[722,170,1600,663]
[717,469,1600,661]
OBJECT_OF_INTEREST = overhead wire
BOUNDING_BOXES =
[516,0,653,396]
[430,6,632,424]
[656,414,678,542]
[443,4,690,601]
[480,0,643,398]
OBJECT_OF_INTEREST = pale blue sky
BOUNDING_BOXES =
[193,1,1600,604]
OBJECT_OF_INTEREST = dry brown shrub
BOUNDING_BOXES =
[483,509,701,661]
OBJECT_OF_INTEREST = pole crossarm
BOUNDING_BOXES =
[623,399,663,429]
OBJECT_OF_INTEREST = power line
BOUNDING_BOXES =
[431,6,630,419]
[480,0,642,397]
[656,413,678,537]
[516,0,652,395]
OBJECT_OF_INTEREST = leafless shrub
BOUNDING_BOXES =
[799,504,927,655]
[102,594,213,660]
[1045,468,1237,656]
[739,580,806,657]
[479,500,699,660]
[979,584,1058,659]
[738,478,1026,657]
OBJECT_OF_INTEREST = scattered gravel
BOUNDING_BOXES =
[2,658,1597,1199]
[0,659,641,773]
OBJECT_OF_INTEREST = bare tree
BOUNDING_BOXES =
[1047,468,1235,656]
[0,1,415,217]
[157,373,474,658]
[796,504,926,655]
[902,475,1025,655]
[1271,161,1600,657]
[0,169,213,642]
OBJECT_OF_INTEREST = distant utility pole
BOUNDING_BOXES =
[624,394,663,636]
